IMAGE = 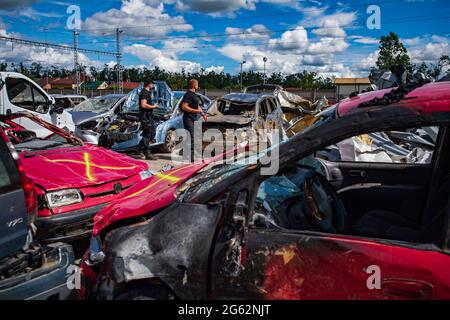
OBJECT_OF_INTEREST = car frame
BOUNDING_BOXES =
[81,80,450,300]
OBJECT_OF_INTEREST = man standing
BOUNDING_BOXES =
[181,79,207,161]
[139,82,158,160]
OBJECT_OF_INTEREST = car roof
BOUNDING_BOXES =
[337,81,450,117]
[93,94,125,100]
[222,93,268,103]
[51,94,87,98]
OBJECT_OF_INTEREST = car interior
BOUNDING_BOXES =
[253,125,450,246]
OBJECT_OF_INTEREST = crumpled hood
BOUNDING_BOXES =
[92,143,249,236]
[20,144,148,191]
[71,111,106,126]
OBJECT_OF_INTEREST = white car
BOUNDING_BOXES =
[0,72,75,137]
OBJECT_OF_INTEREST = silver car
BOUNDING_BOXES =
[71,94,126,144]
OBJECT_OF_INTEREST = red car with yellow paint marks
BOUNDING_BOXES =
[81,80,450,300]
[0,112,149,242]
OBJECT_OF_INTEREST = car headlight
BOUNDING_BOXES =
[45,189,83,209]
[139,169,155,181]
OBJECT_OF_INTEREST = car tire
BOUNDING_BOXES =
[116,285,173,300]
[161,129,177,153]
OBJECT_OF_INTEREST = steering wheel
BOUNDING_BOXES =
[302,171,348,233]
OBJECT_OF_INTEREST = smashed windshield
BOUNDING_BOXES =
[73,97,120,113]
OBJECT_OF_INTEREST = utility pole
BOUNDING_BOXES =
[116,28,123,95]
[240,60,246,91]
[73,31,80,95]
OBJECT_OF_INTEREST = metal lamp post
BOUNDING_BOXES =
[240,60,246,91]
[263,57,268,84]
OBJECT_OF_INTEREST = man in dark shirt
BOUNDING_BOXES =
[181,79,207,161]
[139,82,158,160]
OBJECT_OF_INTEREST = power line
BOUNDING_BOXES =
[0,35,116,56]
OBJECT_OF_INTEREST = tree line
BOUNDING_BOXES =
[0,62,334,90]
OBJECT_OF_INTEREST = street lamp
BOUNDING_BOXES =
[263,57,268,84]
[240,60,246,91]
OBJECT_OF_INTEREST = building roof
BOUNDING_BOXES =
[81,81,106,90]
[110,82,141,89]
[333,78,371,85]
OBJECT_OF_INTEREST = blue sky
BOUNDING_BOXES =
[0,0,449,77]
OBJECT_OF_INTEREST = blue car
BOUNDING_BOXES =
[154,91,211,153]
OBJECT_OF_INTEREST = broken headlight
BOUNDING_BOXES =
[45,189,83,209]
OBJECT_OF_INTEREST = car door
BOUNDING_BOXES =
[0,138,28,259]
[4,76,53,137]
[209,168,450,300]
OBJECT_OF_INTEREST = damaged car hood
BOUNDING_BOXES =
[20,144,148,191]
[71,111,105,126]
[92,145,248,236]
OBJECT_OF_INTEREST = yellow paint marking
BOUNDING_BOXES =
[275,247,296,265]
[47,152,139,182]
[124,165,196,199]
[154,172,181,183]
[84,152,95,181]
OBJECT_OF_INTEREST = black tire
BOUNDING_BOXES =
[161,129,177,153]
[116,285,172,300]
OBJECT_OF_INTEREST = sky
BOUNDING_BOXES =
[0,0,449,78]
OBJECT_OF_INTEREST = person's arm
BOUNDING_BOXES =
[140,99,158,110]
[181,102,202,113]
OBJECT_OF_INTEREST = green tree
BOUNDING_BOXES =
[376,32,411,70]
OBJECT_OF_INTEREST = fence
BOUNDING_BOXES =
[46,88,337,102]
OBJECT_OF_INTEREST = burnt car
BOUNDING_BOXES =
[204,93,288,148]
[0,112,150,243]
[81,80,450,300]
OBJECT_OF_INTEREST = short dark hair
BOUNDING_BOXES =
[143,82,153,88]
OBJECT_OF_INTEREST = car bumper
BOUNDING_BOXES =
[0,242,75,300]
[35,203,108,243]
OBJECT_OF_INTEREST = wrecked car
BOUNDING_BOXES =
[203,93,288,149]
[0,111,150,243]
[98,81,174,154]
[81,80,450,300]
[155,91,211,153]
[71,94,127,145]
[51,94,88,111]
[0,128,75,300]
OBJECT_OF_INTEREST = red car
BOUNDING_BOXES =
[82,80,450,300]
[0,112,149,242]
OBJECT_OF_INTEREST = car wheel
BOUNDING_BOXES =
[116,285,173,300]
[162,129,177,153]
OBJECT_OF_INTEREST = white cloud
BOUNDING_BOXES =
[124,43,224,73]
[410,42,449,62]
[349,36,379,45]
[84,0,192,37]
[175,0,257,15]
[226,24,270,41]
[205,65,224,73]
[268,27,308,51]
[353,50,379,71]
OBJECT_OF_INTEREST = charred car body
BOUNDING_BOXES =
[81,80,450,300]
[0,112,150,243]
